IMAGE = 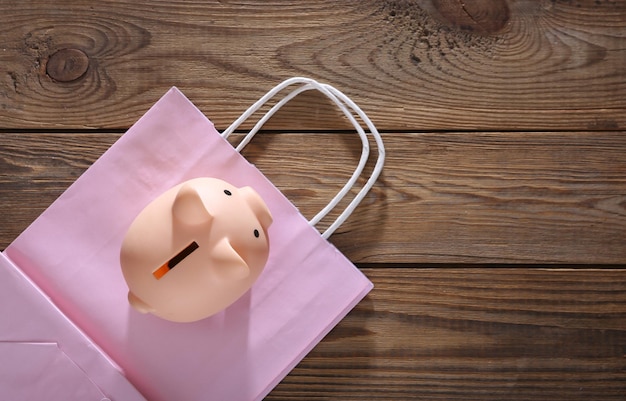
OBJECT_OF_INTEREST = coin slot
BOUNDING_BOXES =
[153,241,199,279]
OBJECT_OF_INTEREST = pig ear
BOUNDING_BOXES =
[172,183,213,225]
[212,238,250,280]
[239,186,273,229]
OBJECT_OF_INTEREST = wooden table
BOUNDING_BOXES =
[1,1,625,399]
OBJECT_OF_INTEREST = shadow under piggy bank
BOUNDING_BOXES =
[125,290,254,401]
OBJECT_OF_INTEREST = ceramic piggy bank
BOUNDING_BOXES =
[120,177,272,322]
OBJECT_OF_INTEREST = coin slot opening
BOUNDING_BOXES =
[153,241,199,279]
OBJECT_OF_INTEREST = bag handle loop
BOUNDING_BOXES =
[222,77,385,239]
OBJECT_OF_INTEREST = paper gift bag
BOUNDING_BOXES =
[2,77,385,400]
[0,252,145,401]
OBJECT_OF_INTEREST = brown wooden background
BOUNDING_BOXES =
[1,0,625,399]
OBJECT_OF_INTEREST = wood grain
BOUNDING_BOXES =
[0,0,625,130]
[1,2,625,399]
[268,268,626,400]
[2,131,625,264]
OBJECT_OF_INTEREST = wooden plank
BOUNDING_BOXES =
[0,0,625,130]
[1,131,625,264]
[268,268,626,400]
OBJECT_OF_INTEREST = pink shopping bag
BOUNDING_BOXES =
[0,252,145,401]
[2,78,384,400]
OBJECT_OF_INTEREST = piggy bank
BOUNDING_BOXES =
[120,177,272,322]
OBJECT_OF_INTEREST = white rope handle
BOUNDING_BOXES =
[222,78,369,228]
[222,77,385,239]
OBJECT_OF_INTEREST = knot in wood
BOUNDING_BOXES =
[46,48,89,82]
[432,0,510,34]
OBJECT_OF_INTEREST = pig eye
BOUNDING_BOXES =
[224,189,232,196]
[254,229,260,238]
